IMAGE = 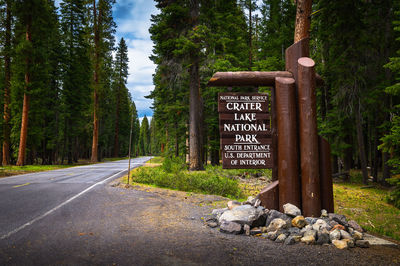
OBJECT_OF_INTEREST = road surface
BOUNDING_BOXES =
[0,157,399,265]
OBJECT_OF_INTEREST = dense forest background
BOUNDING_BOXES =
[0,0,399,184]
[0,0,145,165]
[148,0,400,182]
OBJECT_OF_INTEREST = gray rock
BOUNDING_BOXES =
[321,209,328,217]
[265,210,292,227]
[305,217,318,225]
[275,234,287,243]
[283,203,301,217]
[267,218,288,232]
[348,227,354,235]
[300,224,313,235]
[212,208,228,219]
[328,213,349,227]
[329,220,339,228]
[330,229,341,241]
[244,224,251,236]
[219,205,265,227]
[288,227,301,236]
[355,240,370,248]
[220,221,242,234]
[340,230,353,240]
[348,220,363,232]
[316,231,330,245]
[284,235,297,245]
[254,199,262,207]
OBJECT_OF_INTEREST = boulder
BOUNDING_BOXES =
[355,240,370,248]
[312,219,329,231]
[267,218,288,232]
[328,213,349,227]
[265,210,292,227]
[332,239,348,249]
[343,238,355,248]
[321,209,328,217]
[283,203,301,217]
[352,230,363,241]
[329,229,341,241]
[305,217,318,225]
[219,205,265,227]
[284,235,297,245]
[220,221,242,234]
[288,227,302,236]
[212,208,228,219]
[292,216,307,228]
[301,235,315,245]
[316,231,330,245]
[348,220,363,232]
[340,230,353,240]
[275,234,287,243]
[304,229,317,239]
[244,196,256,206]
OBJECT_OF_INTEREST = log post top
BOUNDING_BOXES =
[208,69,322,87]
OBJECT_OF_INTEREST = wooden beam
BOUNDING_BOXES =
[208,71,323,87]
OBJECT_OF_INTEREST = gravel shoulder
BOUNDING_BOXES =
[1,178,399,265]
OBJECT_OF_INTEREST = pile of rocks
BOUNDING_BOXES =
[205,197,369,249]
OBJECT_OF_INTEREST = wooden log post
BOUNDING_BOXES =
[275,77,301,211]
[297,57,321,217]
[319,136,334,213]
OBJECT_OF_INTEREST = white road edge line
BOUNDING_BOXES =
[1,169,128,240]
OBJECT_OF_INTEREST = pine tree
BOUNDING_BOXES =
[139,116,150,155]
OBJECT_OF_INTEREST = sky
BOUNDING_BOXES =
[55,0,158,120]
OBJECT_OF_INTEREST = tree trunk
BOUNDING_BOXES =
[16,17,32,166]
[188,0,203,171]
[91,0,100,162]
[294,0,312,43]
[113,87,120,157]
[355,101,368,185]
[2,0,11,165]
[248,0,252,70]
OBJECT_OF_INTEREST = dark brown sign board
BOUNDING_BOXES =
[218,92,273,169]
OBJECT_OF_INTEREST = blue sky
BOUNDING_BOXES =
[55,0,158,119]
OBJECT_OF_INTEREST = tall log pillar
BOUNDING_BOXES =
[297,57,321,217]
[275,77,301,211]
[319,136,334,213]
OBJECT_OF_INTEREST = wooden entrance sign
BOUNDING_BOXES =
[218,93,272,169]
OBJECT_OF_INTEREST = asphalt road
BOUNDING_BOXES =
[0,157,399,265]
[0,157,152,241]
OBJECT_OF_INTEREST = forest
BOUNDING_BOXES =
[0,0,399,185]
[148,0,400,184]
[0,0,150,165]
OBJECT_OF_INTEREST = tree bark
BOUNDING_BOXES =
[188,0,203,171]
[2,0,11,165]
[16,16,32,166]
[294,0,312,43]
[91,0,100,162]
[355,101,369,185]
[113,87,120,157]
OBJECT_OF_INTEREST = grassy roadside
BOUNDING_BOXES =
[125,157,400,241]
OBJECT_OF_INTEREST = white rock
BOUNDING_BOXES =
[283,203,301,217]
[330,229,341,241]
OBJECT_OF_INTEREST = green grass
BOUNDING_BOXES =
[333,172,400,241]
[0,164,74,177]
[146,156,164,164]
[127,157,244,199]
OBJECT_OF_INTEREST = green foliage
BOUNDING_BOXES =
[386,177,400,209]
[131,158,243,199]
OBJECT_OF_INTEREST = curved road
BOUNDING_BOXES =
[0,157,152,241]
